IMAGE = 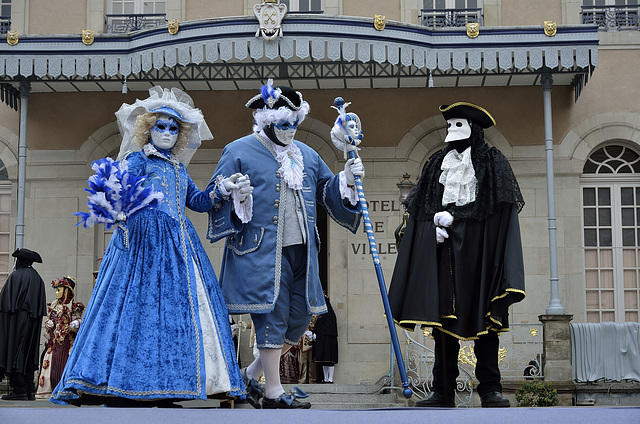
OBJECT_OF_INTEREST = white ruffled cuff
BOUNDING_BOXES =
[232,192,253,224]
[339,172,359,206]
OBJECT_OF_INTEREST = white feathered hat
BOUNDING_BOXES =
[115,86,213,166]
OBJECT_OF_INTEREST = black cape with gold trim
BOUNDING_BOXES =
[388,142,525,340]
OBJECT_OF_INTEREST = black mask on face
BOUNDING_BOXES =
[264,124,286,146]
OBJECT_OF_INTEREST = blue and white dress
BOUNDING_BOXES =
[51,144,244,404]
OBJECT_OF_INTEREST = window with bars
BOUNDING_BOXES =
[106,0,166,33]
[582,144,640,323]
[420,0,483,27]
[280,0,323,13]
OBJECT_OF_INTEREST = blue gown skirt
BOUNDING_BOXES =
[51,209,245,404]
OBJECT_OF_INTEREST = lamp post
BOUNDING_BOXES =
[394,173,415,248]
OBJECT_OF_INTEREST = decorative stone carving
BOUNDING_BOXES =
[254,0,287,41]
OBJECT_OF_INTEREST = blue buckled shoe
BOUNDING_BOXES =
[240,368,263,409]
[262,393,311,409]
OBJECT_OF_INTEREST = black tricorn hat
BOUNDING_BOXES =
[246,84,304,111]
[12,248,43,263]
[440,102,496,129]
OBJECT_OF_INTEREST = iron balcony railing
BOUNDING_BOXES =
[0,15,10,34]
[404,323,543,407]
[105,13,166,34]
[420,8,483,28]
[582,5,640,30]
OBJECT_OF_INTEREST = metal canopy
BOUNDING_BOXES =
[0,15,599,95]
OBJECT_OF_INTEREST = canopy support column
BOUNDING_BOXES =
[16,81,30,250]
[542,72,565,315]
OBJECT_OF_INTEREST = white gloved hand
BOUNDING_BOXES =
[304,330,313,338]
[344,157,365,186]
[221,172,244,193]
[70,320,80,329]
[433,211,453,228]
[232,174,253,203]
[46,320,54,329]
[435,226,449,244]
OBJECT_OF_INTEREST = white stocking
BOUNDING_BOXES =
[323,365,334,383]
[246,354,263,381]
[260,348,285,399]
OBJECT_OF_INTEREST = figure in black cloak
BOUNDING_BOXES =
[0,248,46,400]
[388,102,525,408]
[313,296,338,383]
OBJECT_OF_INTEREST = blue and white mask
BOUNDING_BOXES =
[150,114,179,151]
[273,119,299,145]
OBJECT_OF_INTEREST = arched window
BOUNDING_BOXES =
[581,144,640,322]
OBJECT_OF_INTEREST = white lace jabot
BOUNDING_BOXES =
[439,146,477,207]
[272,141,304,191]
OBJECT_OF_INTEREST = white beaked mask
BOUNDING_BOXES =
[273,119,299,145]
[150,114,179,151]
[444,118,471,143]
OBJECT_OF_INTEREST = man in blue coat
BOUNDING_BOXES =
[207,80,363,409]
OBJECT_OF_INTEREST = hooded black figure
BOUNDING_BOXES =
[0,248,46,400]
[388,102,525,408]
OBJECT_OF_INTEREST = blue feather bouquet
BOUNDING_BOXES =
[75,158,164,228]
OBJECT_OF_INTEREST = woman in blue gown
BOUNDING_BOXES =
[51,87,251,406]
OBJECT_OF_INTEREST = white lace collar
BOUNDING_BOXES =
[143,143,179,165]
[439,146,477,207]
[254,132,304,190]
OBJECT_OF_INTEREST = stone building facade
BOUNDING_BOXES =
[0,0,638,385]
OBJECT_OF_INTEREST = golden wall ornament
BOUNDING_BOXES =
[498,346,507,364]
[168,19,179,35]
[82,30,94,46]
[7,30,18,46]
[544,21,557,37]
[466,23,479,38]
[374,15,386,31]
[458,345,477,368]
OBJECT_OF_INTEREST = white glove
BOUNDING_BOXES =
[304,330,313,338]
[232,174,253,203]
[433,211,453,228]
[46,320,54,329]
[221,172,244,193]
[435,226,449,244]
[70,320,80,329]
[344,157,365,186]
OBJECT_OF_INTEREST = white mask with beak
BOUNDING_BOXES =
[445,118,471,143]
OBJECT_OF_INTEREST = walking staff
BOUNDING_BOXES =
[330,97,412,399]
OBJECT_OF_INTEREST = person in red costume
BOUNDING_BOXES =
[36,276,85,400]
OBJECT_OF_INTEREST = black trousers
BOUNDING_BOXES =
[9,372,35,395]
[431,328,502,399]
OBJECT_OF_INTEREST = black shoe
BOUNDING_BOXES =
[480,391,510,408]
[262,394,311,409]
[27,393,35,401]
[241,368,263,409]
[1,392,29,401]
[415,391,455,408]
